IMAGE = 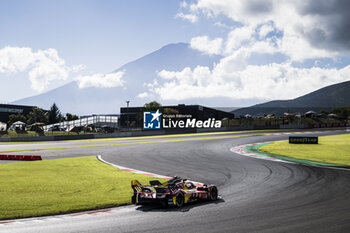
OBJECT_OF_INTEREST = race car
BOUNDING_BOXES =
[131,176,218,207]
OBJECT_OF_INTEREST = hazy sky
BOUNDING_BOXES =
[1,0,350,104]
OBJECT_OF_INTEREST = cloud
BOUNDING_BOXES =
[137,92,150,98]
[296,0,350,51]
[258,23,275,39]
[224,26,255,54]
[150,29,348,101]
[175,1,199,23]
[0,46,77,92]
[71,64,86,72]
[149,0,350,103]
[0,47,35,73]
[151,62,350,101]
[213,22,233,30]
[75,71,125,88]
[0,46,122,92]
[186,0,350,54]
[190,36,223,55]
[175,12,198,23]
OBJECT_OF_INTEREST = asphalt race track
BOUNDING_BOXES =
[1,129,350,233]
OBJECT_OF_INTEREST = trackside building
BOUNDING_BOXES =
[0,104,36,124]
[120,104,235,128]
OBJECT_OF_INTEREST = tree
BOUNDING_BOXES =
[27,107,48,125]
[163,108,179,115]
[319,110,330,115]
[333,107,350,117]
[8,114,27,125]
[162,108,179,125]
[66,113,79,121]
[134,101,163,126]
[48,103,63,124]
[143,101,162,111]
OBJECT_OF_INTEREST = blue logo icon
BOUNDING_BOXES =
[143,110,162,129]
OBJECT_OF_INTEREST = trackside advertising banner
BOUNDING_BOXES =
[289,136,318,144]
[143,110,222,129]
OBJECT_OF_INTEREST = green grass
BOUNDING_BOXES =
[0,156,166,220]
[260,134,350,166]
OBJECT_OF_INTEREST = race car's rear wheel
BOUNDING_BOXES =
[161,199,168,208]
[209,186,218,201]
[131,194,137,204]
[131,194,141,205]
[175,192,184,207]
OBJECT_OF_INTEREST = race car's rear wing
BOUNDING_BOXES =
[131,180,142,193]
[149,180,162,186]
[131,179,165,193]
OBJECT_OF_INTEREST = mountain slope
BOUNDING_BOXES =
[13,43,222,115]
[233,80,350,116]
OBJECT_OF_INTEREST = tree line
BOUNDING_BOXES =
[319,107,350,118]
[7,103,79,126]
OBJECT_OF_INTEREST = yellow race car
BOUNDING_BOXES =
[131,176,218,207]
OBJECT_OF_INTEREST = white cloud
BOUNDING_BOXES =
[224,26,255,54]
[181,0,350,59]
[0,46,78,92]
[71,64,86,72]
[0,47,35,73]
[137,92,150,98]
[258,23,274,39]
[154,0,350,104]
[175,1,200,23]
[279,33,337,62]
[180,1,188,8]
[175,12,198,23]
[0,46,122,92]
[190,36,223,55]
[213,22,233,30]
[152,23,347,102]
[151,62,350,101]
[75,71,125,89]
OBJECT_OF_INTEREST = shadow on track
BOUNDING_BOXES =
[135,197,225,213]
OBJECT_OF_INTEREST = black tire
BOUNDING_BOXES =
[161,199,168,208]
[175,192,184,207]
[209,186,218,201]
[131,194,137,204]
[132,194,142,205]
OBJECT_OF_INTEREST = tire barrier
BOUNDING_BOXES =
[0,154,42,161]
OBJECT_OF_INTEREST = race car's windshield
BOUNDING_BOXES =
[185,182,195,189]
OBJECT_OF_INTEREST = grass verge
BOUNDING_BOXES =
[259,134,350,166]
[0,156,166,220]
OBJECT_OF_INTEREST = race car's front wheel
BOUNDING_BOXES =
[209,186,218,201]
[175,192,184,207]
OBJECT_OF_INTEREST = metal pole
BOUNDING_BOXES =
[126,100,130,130]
